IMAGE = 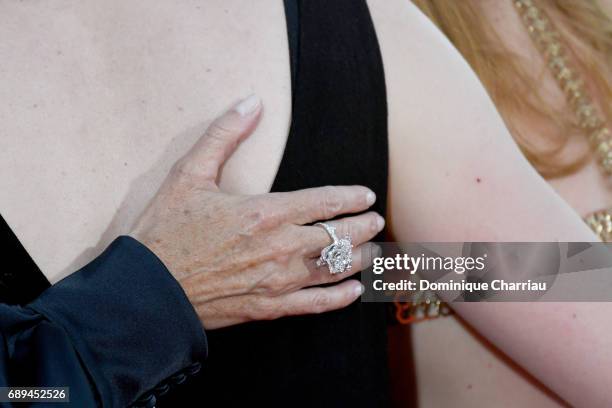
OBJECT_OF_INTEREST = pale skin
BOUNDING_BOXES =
[0,0,611,407]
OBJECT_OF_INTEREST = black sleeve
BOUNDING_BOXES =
[0,236,208,408]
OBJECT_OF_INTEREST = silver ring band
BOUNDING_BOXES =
[314,222,339,243]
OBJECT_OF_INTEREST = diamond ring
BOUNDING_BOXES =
[314,222,353,274]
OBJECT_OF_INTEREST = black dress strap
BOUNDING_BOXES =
[284,0,299,93]
[159,1,391,406]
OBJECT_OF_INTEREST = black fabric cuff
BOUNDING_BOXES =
[28,236,207,407]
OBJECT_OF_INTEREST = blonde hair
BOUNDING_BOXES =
[412,0,612,177]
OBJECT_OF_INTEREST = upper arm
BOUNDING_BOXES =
[368,0,597,242]
[368,1,612,406]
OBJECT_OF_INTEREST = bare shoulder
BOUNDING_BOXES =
[367,0,594,242]
[366,4,601,407]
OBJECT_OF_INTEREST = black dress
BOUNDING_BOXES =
[2,0,391,406]
[161,0,391,406]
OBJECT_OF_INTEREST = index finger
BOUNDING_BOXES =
[267,185,376,225]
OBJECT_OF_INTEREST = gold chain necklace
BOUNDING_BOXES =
[513,0,612,241]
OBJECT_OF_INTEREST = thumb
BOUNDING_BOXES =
[179,94,262,185]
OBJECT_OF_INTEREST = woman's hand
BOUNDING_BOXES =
[130,95,384,329]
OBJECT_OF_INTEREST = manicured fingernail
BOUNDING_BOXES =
[354,283,365,297]
[234,94,261,116]
[376,215,385,231]
[366,191,376,206]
